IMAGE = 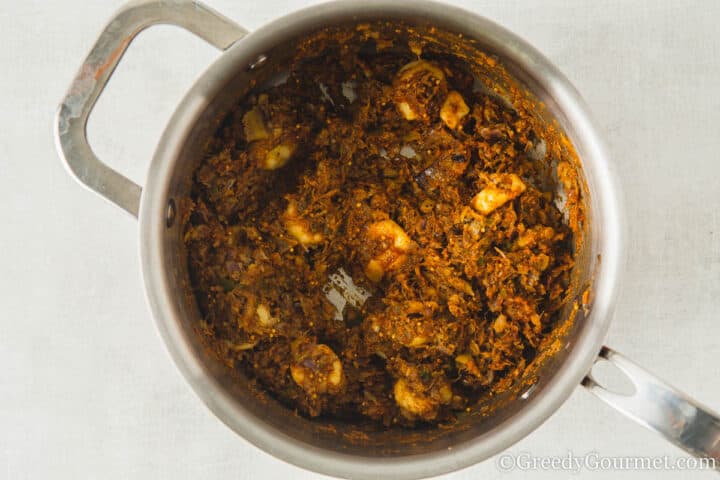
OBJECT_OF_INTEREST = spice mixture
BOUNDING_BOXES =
[183,25,577,426]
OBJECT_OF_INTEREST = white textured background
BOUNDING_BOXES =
[1,1,719,479]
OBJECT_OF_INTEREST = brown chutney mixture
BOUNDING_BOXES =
[183,24,577,427]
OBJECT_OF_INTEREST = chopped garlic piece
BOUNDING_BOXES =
[493,314,507,333]
[397,101,417,121]
[455,354,483,378]
[397,60,445,81]
[290,342,345,395]
[242,107,269,141]
[393,378,451,419]
[284,201,324,247]
[286,221,323,246]
[440,91,470,129]
[407,335,428,347]
[393,60,446,121]
[471,173,526,215]
[263,143,295,170]
[364,219,414,282]
[394,378,434,417]
[255,304,279,327]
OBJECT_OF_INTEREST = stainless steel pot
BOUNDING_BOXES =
[55,1,720,478]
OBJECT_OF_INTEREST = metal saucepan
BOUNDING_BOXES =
[55,1,720,478]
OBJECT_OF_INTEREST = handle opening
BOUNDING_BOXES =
[55,0,247,217]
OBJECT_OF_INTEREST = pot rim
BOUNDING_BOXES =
[139,1,624,478]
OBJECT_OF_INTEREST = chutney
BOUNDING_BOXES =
[183,24,578,426]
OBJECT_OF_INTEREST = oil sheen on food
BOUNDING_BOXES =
[183,24,579,427]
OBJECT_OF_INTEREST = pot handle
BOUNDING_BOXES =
[54,0,247,217]
[583,346,720,466]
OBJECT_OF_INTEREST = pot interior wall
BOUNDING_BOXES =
[157,17,599,457]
